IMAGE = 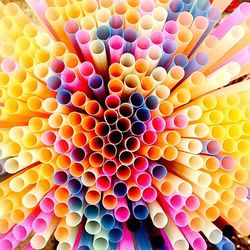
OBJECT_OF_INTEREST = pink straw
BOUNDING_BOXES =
[163,21,178,40]
[13,207,40,241]
[1,58,17,73]
[108,35,125,63]
[39,188,56,213]
[114,198,130,222]
[142,186,157,203]
[212,3,250,39]
[32,211,55,233]
[165,114,189,129]
[185,194,200,211]
[134,36,151,59]
[165,193,185,210]
[118,223,134,249]
[179,226,207,250]
[75,30,93,62]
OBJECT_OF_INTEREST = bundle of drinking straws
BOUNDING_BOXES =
[0,0,250,249]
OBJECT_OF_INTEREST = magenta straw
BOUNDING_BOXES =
[13,207,40,241]
[64,20,83,61]
[165,193,185,210]
[133,155,149,172]
[32,211,54,233]
[39,188,56,213]
[0,232,21,250]
[179,226,207,250]
[75,30,93,62]
[134,35,151,59]
[61,69,84,92]
[165,114,189,129]
[1,58,17,73]
[118,223,134,249]
[108,35,125,64]
[114,197,130,222]
[150,31,165,48]
[185,194,200,211]
[163,20,179,40]
[161,229,174,250]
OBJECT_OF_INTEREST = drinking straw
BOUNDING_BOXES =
[118,223,134,250]
[125,9,140,30]
[134,222,152,250]
[150,34,164,52]
[163,21,178,40]
[120,53,135,77]
[163,217,189,250]
[165,113,189,129]
[102,188,118,210]
[30,215,59,249]
[108,222,124,244]
[215,236,235,250]
[180,226,207,250]
[89,40,108,75]
[146,45,162,74]
[167,0,184,21]
[152,6,168,31]
[108,36,125,64]
[134,35,151,60]
[96,8,111,27]
[122,28,137,53]
[93,229,109,250]
[109,15,124,36]
[25,0,58,40]
[138,15,153,36]
[212,2,250,39]
[177,138,203,154]
[114,197,130,222]
[177,11,193,29]
[109,63,124,80]
[142,186,158,203]
[147,200,168,228]
[100,209,115,231]
[201,215,223,244]
[123,74,140,97]
[175,28,193,55]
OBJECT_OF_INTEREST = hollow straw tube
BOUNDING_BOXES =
[138,15,153,36]
[184,51,209,78]
[192,0,210,17]
[96,7,111,27]
[147,200,168,228]
[120,53,135,77]
[167,0,184,21]
[134,35,151,60]
[122,28,137,53]
[88,74,106,100]
[158,40,177,67]
[64,20,84,61]
[125,9,140,30]
[90,40,108,75]
[108,35,124,64]
[109,14,124,36]
[179,226,207,250]
[152,6,168,30]
[212,2,250,39]
[114,198,130,223]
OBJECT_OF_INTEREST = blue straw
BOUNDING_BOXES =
[108,222,123,243]
[215,236,235,250]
